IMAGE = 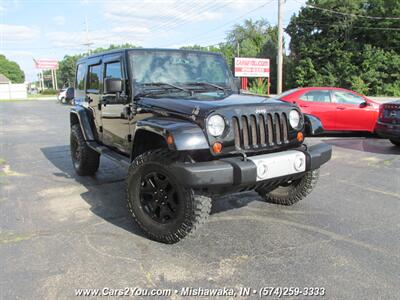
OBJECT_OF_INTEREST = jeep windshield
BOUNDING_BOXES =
[128,50,235,98]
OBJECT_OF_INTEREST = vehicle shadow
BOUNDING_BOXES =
[317,137,400,155]
[41,145,148,239]
[41,145,264,232]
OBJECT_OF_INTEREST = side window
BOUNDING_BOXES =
[300,90,331,103]
[333,91,365,105]
[87,64,102,91]
[105,62,122,79]
[75,63,86,91]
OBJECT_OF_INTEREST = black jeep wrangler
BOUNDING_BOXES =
[70,48,332,243]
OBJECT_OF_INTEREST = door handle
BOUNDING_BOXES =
[299,104,309,108]
[336,107,346,110]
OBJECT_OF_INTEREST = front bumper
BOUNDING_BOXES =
[375,121,400,139]
[171,143,332,188]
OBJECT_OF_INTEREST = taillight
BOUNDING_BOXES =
[378,105,384,120]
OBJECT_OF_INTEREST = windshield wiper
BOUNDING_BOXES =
[185,82,231,93]
[134,82,191,99]
[141,82,190,93]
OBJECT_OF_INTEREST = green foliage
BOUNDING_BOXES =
[181,19,282,92]
[248,78,269,95]
[57,43,140,88]
[40,88,58,95]
[286,0,400,96]
[57,54,84,88]
[0,55,25,83]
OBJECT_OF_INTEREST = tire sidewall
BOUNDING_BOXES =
[70,126,83,171]
[127,157,195,238]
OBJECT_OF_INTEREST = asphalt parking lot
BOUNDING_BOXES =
[1,100,399,299]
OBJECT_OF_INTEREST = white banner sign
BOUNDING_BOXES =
[234,57,270,77]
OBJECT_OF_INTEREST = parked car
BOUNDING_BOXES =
[57,87,74,104]
[69,48,332,243]
[277,87,380,134]
[375,100,400,146]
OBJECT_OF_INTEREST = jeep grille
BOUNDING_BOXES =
[232,113,289,150]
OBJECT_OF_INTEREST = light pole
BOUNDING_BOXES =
[277,0,284,94]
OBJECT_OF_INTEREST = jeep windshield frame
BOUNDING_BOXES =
[128,49,236,97]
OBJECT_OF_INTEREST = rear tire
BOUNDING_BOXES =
[256,169,320,206]
[126,149,211,243]
[70,124,100,176]
[389,138,400,146]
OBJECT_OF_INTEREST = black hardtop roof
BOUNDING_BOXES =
[77,48,223,64]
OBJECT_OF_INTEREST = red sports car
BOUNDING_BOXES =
[278,87,380,133]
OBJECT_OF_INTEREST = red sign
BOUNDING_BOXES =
[234,57,270,77]
[34,59,59,70]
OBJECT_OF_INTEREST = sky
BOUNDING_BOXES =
[0,0,306,82]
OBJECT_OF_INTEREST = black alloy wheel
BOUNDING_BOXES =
[139,171,180,223]
[126,149,212,243]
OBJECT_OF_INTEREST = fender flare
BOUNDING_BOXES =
[134,117,210,151]
[70,106,96,141]
[303,114,324,136]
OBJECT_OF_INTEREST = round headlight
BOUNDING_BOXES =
[207,115,225,137]
[289,110,301,129]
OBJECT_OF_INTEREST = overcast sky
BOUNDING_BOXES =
[0,0,305,82]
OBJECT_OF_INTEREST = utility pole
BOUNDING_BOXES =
[277,0,284,94]
[83,16,93,54]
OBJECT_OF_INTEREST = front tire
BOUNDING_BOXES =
[389,138,400,146]
[70,124,100,176]
[126,149,211,243]
[256,169,320,206]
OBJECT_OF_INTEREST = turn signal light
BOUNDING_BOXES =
[297,132,304,142]
[212,142,222,153]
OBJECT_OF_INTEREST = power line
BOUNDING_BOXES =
[283,19,400,31]
[163,0,274,47]
[147,1,237,33]
[295,0,400,20]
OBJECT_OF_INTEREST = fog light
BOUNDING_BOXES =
[297,132,304,142]
[294,154,305,171]
[212,142,222,153]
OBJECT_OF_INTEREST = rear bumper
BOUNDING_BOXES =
[375,121,400,139]
[171,143,332,188]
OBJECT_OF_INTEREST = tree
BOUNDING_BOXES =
[0,55,25,83]
[286,0,400,95]
[181,19,284,93]
[57,43,140,88]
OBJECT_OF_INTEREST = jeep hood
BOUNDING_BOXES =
[139,94,294,118]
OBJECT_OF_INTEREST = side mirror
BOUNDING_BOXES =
[359,101,367,108]
[104,78,122,94]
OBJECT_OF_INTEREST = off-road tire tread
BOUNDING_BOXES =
[70,124,100,176]
[257,169,320,206]
[126,149,211,243]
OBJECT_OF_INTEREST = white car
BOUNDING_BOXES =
[57,87,74,104]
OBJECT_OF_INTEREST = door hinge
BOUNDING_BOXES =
[99,126,103,133]
[127,134,132,142]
